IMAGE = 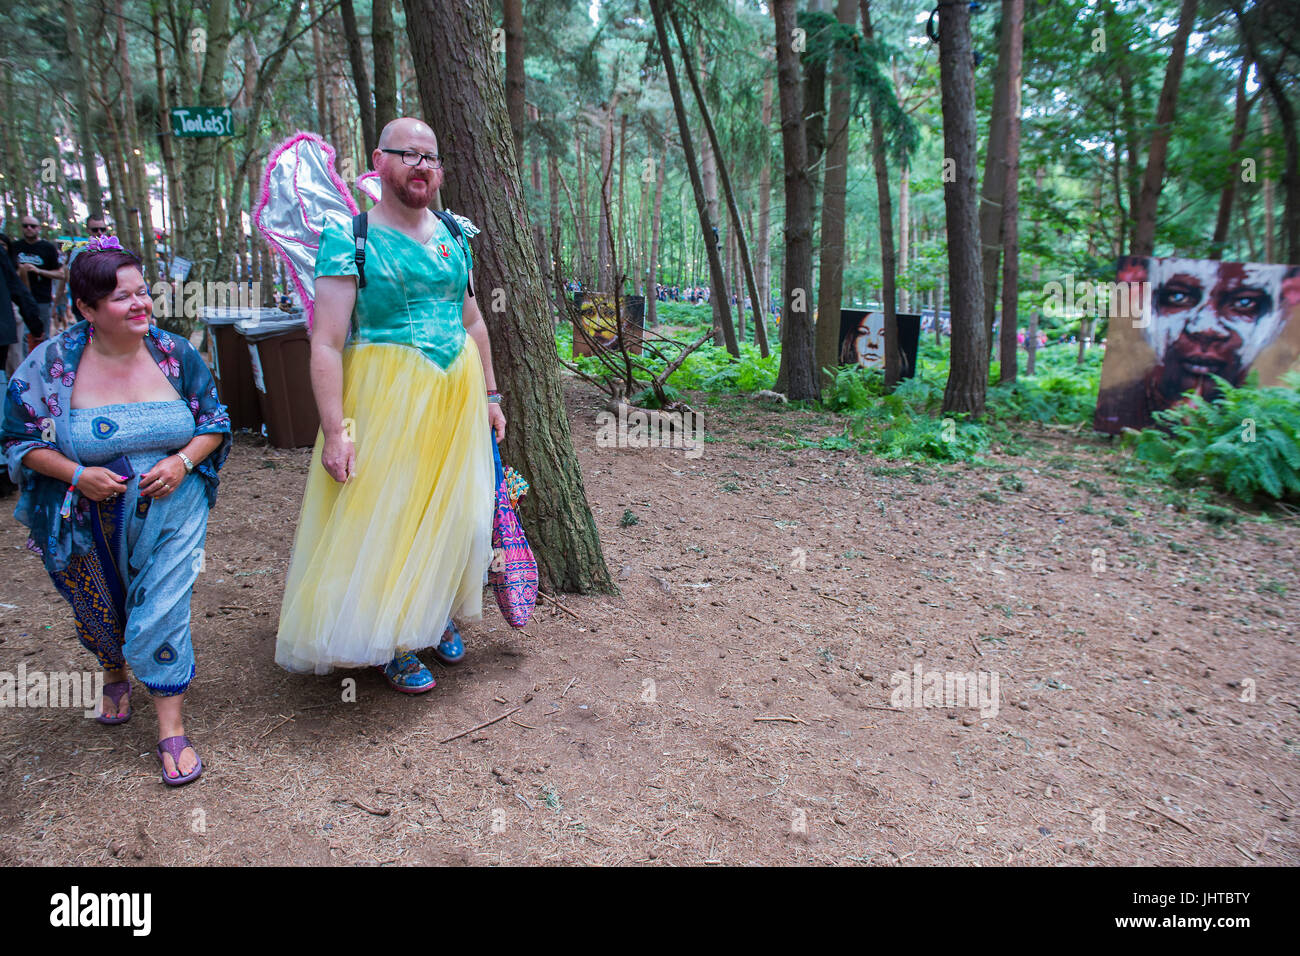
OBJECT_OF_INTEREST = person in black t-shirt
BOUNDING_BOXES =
[10,216,64,352]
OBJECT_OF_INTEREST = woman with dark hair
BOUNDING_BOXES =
[1,237,231,786]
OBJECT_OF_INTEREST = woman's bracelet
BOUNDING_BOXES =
[487,390,502,405]
[60,466,86,520]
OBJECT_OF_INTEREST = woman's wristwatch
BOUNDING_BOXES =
[175,451,195,473]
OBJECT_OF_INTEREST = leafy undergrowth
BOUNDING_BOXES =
[557,320,1300,506]
[1126,374,1300,503]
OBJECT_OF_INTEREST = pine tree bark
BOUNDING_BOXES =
[1131,0,1198,257]
[770,0,818,400]
[862,0,898,388]
[667,2,760,356]
[1211,53,1254,258]
[814,0,856,389]
[504,0,525,170]
[937,0,987,416]
[997,0,1023,384]
[977,0,1015,348]
[403,0,615,594]
[596,96,619,292]
[649,0,737,355]
[340,0,376,152]
[64,4,104,220]
[758,68,773,326]
[647,134,666,326]
[373,0,397,129]
[898,163,910,312]
[182,0,233,283]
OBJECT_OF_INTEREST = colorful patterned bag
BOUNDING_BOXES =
[489,433,537,627]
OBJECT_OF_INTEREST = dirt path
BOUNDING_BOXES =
[1,383,1297,865]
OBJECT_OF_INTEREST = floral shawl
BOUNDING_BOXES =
[2,321,232,573]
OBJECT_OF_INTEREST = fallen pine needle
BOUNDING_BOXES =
[509,716,538,730]
[439,706,521,744]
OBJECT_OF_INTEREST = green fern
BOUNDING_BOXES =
[1128,374,1300,503]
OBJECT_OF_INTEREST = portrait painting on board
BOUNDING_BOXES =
[1094,256,1300,433]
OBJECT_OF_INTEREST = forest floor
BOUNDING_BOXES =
[1,378,1297,866]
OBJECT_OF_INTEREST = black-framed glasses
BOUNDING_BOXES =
[379,147,443,169]
[21,223,38,229]
[88,226,108,235]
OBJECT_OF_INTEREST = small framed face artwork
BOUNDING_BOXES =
[1095,256,1300,433]
[837,309,924,379]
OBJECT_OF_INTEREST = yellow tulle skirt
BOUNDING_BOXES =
[274,340,494,674]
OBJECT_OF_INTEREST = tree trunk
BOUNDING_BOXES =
[695,39,725,347]
[667,2,760,356]
[770,0,818,400]
[937,0,987,416]
[803,0,829,222]
[1262,101,1276,262]
[373,0,397,129]
[548,150,565,318]
[1211,53,1254,257]
[898,163,910,313]
[403,0,615,594]
[813,0,856,388]
[597,99,617,291]
[758,68,774,326]
[339,0,376,152]
[153,10,181,273]
[617,111,628,287]
[1236,11,1298,262]
[573,125,592,285]
[504,0,525,171]
[1131,0,1198,256]
[997,0,1023,384]
[64,4,104,220]
[647,135,666,326]
[862,0,898,388]
[650,0,737,355]
[182,0,233,284]
[1027,166,1043,375]
[977,0,1015,348]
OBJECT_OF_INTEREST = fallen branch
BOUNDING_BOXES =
[334,797,390,816]
[753,714,806,724]
[259,713,296,738]
[439,706,522,744]
[1143,801,1196,834]
[538,589,581,620]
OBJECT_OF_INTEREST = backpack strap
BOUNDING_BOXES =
[432,208,474,298]
[352,212,368,289]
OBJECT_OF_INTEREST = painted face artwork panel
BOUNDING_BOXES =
[1094,256,1300,433]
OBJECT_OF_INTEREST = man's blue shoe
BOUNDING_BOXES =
[377,651,436,693]
[433,621,465,665]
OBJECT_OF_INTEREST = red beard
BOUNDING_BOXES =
[392,176,434,209]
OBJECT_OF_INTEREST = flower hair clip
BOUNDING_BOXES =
[85,235,124,253]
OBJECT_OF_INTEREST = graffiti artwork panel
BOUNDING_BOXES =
[572,293,645,357]
[1094,256,1300,433]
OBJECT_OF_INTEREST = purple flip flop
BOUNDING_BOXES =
[95,680,131,725]
[157,735,203,786]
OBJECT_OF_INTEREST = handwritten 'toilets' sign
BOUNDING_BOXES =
[1094,256,1300,433]
[170,107,235,137]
